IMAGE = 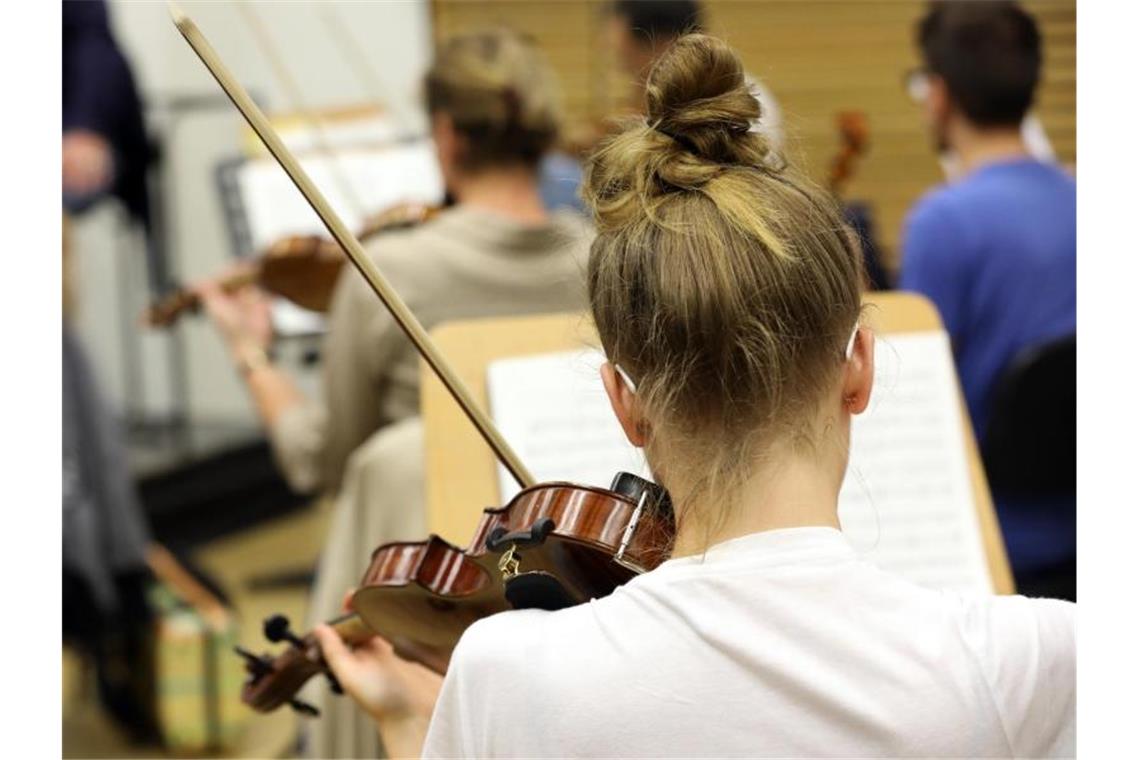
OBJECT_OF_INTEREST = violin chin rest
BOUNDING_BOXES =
[503,571,576,612]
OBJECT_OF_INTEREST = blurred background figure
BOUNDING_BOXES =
[899,1,1075,599]
[63,0,150,222]
[62,0,156,742]
[63,276,157,744]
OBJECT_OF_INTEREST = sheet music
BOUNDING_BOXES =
[235,141,444,335]
[838,332,991,592]
[260,114,405,157]
[237,141,443,246]
[486,331,992,593]
[487,350,651,496]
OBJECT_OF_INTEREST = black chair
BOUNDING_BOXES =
[981,334,1076,599]
[983,334,1075,496]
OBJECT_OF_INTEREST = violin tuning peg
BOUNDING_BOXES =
[233,645,273,677]
[263,614,290,641]
[263,614,305,649]
[290,698,320,717]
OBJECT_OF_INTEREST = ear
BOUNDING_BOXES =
[926,75,952,123]
[431,112,460,175]
[600,362,647,448]
[841,327,875,415]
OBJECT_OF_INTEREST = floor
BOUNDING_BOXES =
[63,503,333,759]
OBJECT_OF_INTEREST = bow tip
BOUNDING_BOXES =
[167,1,190,29]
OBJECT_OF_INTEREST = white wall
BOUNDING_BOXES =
[71,0,433,422]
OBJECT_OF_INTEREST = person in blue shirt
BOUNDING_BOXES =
[899,1,1075,597]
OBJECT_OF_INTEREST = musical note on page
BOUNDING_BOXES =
[486,330,993,594]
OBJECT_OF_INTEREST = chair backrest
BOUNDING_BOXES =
[982,334,1076,498]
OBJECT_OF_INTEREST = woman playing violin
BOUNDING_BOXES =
[197,29,588,496]
[316,34,1075,758]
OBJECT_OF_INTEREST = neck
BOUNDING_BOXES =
[669,444,845,558]
[451,166,548,225]
[950,121,1029,174]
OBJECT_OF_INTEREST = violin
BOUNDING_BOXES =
[238,474,673,713]
[144,203,440,327]
[172,5,676,720]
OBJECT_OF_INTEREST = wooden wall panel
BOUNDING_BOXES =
[431,0,1076,269]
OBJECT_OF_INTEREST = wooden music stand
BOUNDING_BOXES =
[420,292,1015,594]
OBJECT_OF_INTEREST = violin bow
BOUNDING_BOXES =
[234,1,368,220]
[170,2,536,489]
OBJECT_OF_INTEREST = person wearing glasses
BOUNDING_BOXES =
[899,1,1075,598]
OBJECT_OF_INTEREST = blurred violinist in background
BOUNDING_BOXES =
[191,28,592,758]
[899,1,1076,599]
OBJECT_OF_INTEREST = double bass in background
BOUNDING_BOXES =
[828,111,890,291]
[170,4,676,718]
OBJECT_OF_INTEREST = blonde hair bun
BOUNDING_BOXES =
[645,33,769,166]
[584,35,775,231]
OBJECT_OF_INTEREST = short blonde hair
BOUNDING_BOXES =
[425,29,562,169]
[583,34,864,526]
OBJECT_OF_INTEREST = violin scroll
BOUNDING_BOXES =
[237,612,373,715]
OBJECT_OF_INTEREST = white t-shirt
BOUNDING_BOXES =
[422,527,1075,758]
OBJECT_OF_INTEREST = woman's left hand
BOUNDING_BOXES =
[194,276,273,356]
